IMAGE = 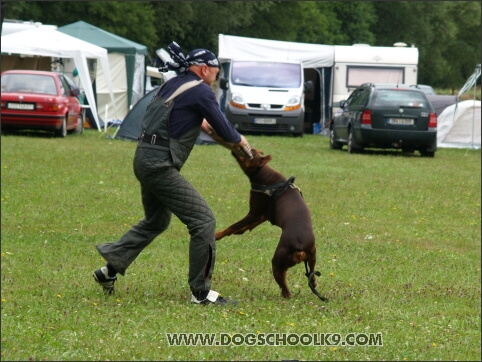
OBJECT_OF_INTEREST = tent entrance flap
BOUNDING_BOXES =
[58,21,148,121]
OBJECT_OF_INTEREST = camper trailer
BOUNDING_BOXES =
[217,35,419,134]
[332,44,419,105]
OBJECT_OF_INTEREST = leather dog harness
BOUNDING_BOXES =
[250,176,301,199]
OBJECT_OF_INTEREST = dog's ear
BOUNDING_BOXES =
[260,154,272,167]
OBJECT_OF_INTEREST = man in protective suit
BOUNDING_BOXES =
[93,42,253,305]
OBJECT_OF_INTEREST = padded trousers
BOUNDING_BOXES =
[96,147,216,294]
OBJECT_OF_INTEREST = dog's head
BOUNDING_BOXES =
[232,148,272,175]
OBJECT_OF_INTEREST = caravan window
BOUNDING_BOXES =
[231,61,302,88]
[347,66,404,88]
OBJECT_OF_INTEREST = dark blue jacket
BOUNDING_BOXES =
[157,71,241,143]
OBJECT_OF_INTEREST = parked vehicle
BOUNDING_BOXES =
[410,84,436,95]
[218,59,306,136]
[329,83,437,157]
[217,35,420,134]
[1,70,83,137]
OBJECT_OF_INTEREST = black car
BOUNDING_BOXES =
[329,83,437,157]
[410,84,436,96]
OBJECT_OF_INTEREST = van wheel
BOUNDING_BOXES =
[56,116,67,138]
[330,127,342,149]
[347,128,361,153]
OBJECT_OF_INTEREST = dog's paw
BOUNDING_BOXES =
[281,290,293,298]
[214,231,226,240]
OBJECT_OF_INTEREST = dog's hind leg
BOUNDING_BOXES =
[306,248,317,288]
[271,245,296,298]
[304,248,328,302]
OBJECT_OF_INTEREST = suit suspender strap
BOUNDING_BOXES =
[165,79,204,103]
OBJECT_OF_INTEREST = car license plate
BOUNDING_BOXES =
[7,102,35,110]
[254,118,276,125]
[388,118,414,125]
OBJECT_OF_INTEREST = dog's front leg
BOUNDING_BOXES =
[215,214,267,240]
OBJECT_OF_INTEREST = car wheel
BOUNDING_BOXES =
[420,150,435,158]
[56,116,67,138]
[347,127,361,154]
[330,127,343,150]
[75,115,84,135]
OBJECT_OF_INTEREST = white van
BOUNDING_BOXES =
[218,59,306,136]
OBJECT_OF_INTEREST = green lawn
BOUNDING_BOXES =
[1,130,480,361]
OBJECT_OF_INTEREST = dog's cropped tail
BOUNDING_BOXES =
[292,251,308,263]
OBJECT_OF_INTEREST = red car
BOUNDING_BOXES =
[1,70,83,137]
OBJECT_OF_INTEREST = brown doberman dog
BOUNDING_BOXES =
[215,149,328,301]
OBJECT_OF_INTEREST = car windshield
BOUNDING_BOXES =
[1,74,57,95]
[373,89,426,108]
[231,61,301,88]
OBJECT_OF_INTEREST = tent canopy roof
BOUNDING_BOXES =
[218,34,334,68]
[58,21,148,55]
[1,26,108,59]
[1,27,115,131]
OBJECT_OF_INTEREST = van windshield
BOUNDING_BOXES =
[231,61,302,88]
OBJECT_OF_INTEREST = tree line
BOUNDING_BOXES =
[2,1,480,90]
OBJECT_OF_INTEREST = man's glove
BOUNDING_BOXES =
[232,135,253,159]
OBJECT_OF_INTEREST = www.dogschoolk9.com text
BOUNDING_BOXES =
[166,332,383,347]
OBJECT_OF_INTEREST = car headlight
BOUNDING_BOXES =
[285,96,301,111]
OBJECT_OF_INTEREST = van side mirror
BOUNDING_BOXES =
[219,78,229,90]
[304,80,313,93]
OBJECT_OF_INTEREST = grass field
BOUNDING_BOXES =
[1,130,480,361]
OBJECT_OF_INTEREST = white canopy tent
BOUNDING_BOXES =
[1,27,116,131]
[437,64,481,149]
[437,100,480,149]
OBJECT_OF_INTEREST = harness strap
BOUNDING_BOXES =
[251,176,298,199]
[142,79,204,143]
[165,79,204,104]
[304,261,329,302]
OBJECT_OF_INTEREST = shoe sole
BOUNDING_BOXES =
[93,272,116,295]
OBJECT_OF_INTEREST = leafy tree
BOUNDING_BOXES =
[372,1,480,89]
[321,1,376,45]
[1,1,479,89]
[150,1,275,53]
[441,1,481,90]
[230,1,331,44]
[2,1,159,52]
